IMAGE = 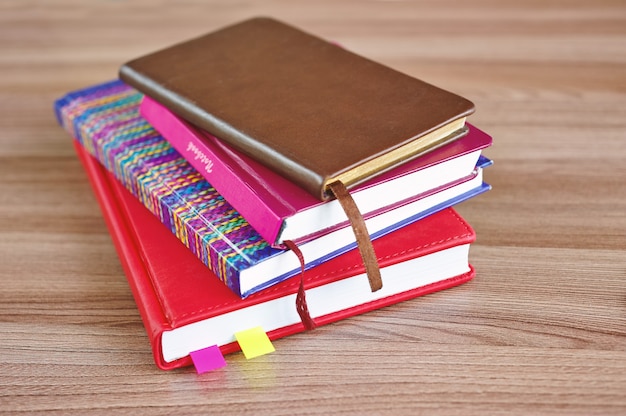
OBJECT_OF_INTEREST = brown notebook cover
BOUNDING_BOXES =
[119,17,475,201]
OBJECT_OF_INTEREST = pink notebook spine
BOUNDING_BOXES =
[140,95,292,245]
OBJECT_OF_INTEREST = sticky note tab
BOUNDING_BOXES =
[234,326,275,359]
[190,345,227,374]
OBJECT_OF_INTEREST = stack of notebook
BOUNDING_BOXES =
[54,17,493,371]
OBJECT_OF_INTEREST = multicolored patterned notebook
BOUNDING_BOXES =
[54,80,490,297]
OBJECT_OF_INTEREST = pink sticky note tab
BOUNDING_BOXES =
[189,345,227,374]
[234,326,275,359]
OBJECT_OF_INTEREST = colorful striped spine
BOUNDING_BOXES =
[55,80,280,296]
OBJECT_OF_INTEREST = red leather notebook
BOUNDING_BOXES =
[75,141,476,371]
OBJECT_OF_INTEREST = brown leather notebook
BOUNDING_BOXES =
[119,17,475,201]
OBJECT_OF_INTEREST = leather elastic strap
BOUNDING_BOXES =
[283,240,316,330]
[327,180,383,292]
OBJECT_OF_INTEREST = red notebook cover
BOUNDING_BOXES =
[75,141,476,371]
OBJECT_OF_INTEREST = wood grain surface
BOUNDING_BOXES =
[1,1,625,415]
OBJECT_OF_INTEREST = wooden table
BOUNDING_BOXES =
[1,1,625,414]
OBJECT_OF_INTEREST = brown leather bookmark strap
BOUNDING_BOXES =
[327,180,383,292]
[283,240,316,330]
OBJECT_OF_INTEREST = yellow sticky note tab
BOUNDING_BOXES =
[234,326,275,359]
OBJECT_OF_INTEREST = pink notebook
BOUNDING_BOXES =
[141,95,492,247]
